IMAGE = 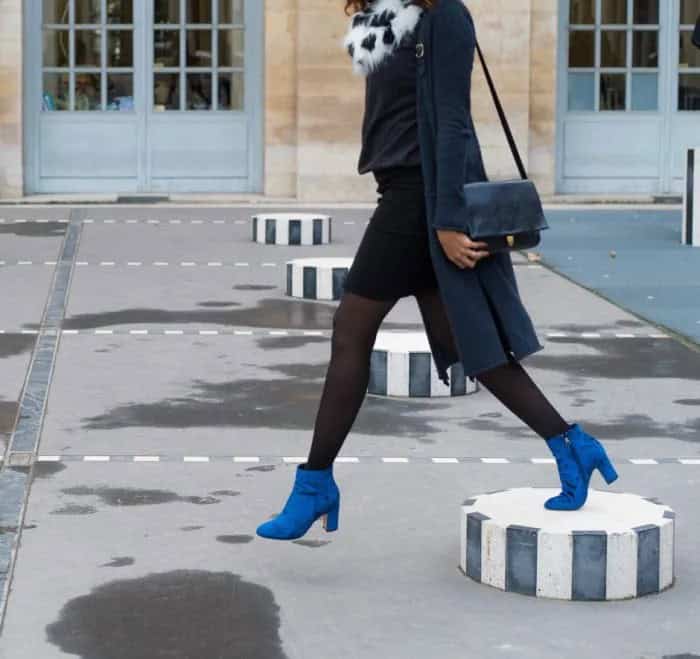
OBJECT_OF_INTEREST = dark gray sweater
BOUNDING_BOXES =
[357,27,421,175]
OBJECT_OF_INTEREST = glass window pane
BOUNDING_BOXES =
[680,31,700,68]
[679,74,700,111]
[601,30,627,66]
[187,30,213,67]
[154,30,180,68]
[569,0,594,24]
[218,29,244,68]
[75,29,102,67]
[75,72,101,110]
[219,0,244,24]
[631,72,658,109]
[75,0,101,24]
[155,0,180,24]
[633,0,658,24]
[107,1,133,24]
[632,30,658,67]
[43,29,70,67]
[600,73,626,109]
[44,0,69,24]
[187,73,212,110]
[602,0,627,24]
[569,30,595,67]
[43,72,70,110]
[218,70,244,110]
[107,73,134,110]
[680,0,700,25]
[568,72,595,110]
[187,0,212,24]
[108,30,133,67]
[154,73,180,110]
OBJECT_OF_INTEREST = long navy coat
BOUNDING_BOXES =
[415,0,544,385]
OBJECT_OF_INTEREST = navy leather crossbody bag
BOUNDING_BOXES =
[461,39,549,253]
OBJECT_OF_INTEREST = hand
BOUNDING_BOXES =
[436,229,490,269]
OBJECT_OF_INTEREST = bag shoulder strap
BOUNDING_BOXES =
[474,38,528,180]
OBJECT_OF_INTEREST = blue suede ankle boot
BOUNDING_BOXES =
[566,422,619,487]
[255,463,340,540]
[544,427,588,511]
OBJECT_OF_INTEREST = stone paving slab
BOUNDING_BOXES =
[37,332,700,459]
[0,462,698,659]
[0,267,57,331]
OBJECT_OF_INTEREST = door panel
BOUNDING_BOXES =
[25,0,262,194]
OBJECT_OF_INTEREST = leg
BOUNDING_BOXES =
[305,291,398,469]
[475,359,570,440]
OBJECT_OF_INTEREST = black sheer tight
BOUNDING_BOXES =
[305,288,570,470]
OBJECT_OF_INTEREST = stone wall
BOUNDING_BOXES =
[0,0,23,198]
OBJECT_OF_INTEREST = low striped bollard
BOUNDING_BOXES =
[252,213,331,246]
[286,257,353,301]
[684,147,699,246]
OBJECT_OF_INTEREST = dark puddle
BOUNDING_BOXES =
[216,534,254,544]
[292,539,331,548]
[210,490,240,497]
[197,301,241,308]
[0,400,18,434]
[548,320,646,332]
[663,655,700,659]
[100,557,134,568]
[0,222,66,237]
[60,486,221,506]
[180,525,204,531]
[674,399,700,406]
[460,413,700,442]
[233,284,277,291]
[256,335,329,350]
[45,570,288,659]
[33,461,67,479]
[246,465,276,472]
[0,334,36,359]
[62,298,419,331]
[51,504,98,516]
[82,371,445,439]
[529,337,700,379]
[0,523,37,534]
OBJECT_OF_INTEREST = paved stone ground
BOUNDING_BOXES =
[0,205,699,659]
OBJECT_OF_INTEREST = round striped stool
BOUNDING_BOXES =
[252,213,332,246]
[286,257,353,300]
[368,331,478,398]
[460,488,675,600]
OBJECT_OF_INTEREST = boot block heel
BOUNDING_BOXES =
[322,500,340,532]
[597,455,619,485]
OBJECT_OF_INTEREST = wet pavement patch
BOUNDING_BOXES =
[0,400,18,434]
[62,299,419,331]
[529,337,700,379]
[256,335,329,350]
[45,570,288,659]
[674,398,700,406]
[197,301,241,308]
[59,486,221,507]
[0,334,36,359]
[32,461,67,479]
[246,465,276,472]
[51,504,98,516]
[233,284,277,291]
[100,557,134,568]
[292,539,331,548]
[180,525,204,531]
[0,222,66,237]
[81,372,445,439]
[216,534,254,544]
[209,490,240,497]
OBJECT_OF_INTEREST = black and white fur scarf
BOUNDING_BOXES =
[342,0,425,76]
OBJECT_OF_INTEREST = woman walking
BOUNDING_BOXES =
[256,0,618,541]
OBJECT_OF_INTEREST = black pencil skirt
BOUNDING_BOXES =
[343,164,439,301]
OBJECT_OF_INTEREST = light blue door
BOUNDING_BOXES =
[25,0,263,194]
[557,0,700,194]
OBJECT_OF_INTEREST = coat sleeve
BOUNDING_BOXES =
[430,1,476,232]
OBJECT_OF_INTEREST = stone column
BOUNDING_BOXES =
[0,0,24,198]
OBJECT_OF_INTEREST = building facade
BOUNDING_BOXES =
[0,0,698,200]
